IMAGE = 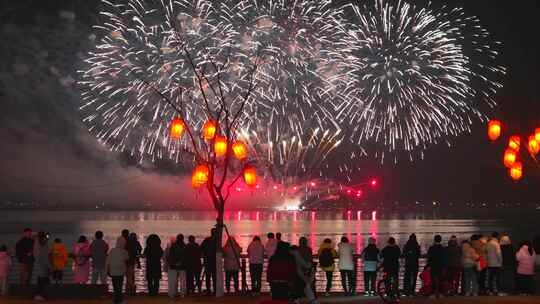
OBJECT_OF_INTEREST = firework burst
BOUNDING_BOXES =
[331,0,505,162]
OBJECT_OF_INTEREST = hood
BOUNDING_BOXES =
[52,243,66,251]
[320,242,333,250]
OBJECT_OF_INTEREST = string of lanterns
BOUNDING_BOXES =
[169,118,257,189]
[488,120,539,181]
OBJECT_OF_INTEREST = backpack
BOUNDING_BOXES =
[319,248,334,268]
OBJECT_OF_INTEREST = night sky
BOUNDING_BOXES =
[0,0,538,208]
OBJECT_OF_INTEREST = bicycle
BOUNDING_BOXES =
[376,268,400,304]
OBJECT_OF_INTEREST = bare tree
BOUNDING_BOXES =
[143,40,260,296]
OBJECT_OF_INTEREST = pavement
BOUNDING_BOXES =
[2,294,540,304]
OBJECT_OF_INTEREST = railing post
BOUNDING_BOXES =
[241,257,247,293]
[353,255,358,295]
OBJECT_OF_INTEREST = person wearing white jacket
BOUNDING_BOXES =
[486,232,503,295]
[338,236,355,295]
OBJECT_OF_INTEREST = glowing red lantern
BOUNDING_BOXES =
[169,118,185,139]
[508,136,521,151]
[503,148,517,168]
[202,120,217,140]
[214,136,228,157]
[191,164,209,188]
[243,166,257,187]
[370,179,378,187]
[536,128,540,142]
[232,140,248,160]
[487,120,502,141]
[509,162,523,181]
[528,135,540,156]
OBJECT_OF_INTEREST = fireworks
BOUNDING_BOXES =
[330,0,505,162]
[79,0,506,172]
[215,0,343,139]
[240,126,344,186]
[79,0,235,162]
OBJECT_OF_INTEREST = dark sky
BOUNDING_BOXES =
[0,0,538,207]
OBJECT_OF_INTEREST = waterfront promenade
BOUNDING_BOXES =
[2,295,540,304]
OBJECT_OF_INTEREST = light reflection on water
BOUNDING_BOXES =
[0,210,508,253]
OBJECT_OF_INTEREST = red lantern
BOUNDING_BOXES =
[191,165,209,188]
[487,120,502,141]
[528,135,540,156]
[535,128,540,142]
[214,136,228,157]
[503,148,517,168]
[508,135,521,151]
[243,166,257,187]
[232,140,248,160]
[509,162,523,181]
[169,118,185,139]
[202,120,217,140]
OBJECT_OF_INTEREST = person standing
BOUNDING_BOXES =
[427,235,446,298]
[446,236,462,296]
[471,235,488,294]
[265,233,278,258]
[50,238,68,284]
[486,232,503,295]
[90,231,109,285]
[223,236,242,294]
[318,238,337,296]
[247,236,265,294]
[499,235,515,295]
[290,244,318,303]
[185,235,202,294]
[267,242,296,301]
[338,236,355,296]
[200,228,217,294]
[381,237,401,299]
[402,234,421,296]
[143,234,163,297]
[361,237,379,296]
[167,234,187,298]
[462,240,479,296]
[516,241,536,295]
[73,235,91,284]
[126,232,142,295]
[33,231,51,301]
[0,245,11,296]
[106,237,129,304]
[15,228,34,286]
[298,237,315,294]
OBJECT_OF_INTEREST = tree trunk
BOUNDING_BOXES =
[215,202,225,297]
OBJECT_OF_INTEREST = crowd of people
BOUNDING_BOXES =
[0,227,539,303]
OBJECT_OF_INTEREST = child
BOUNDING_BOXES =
[51,238,68,284]
[0,245,11,295]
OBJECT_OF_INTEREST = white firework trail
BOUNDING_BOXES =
[329,0,505,162]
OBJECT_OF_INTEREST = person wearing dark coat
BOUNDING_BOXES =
[446,237,462,295]
[499,235,515,295]
[15,228,35,286]
[200,228,217,294]
[267,242,296,300]
[381,237,401,298]
[427,235,446,298]
[185,235,203,294]
[402,234,421,296]
[143,234,163,296]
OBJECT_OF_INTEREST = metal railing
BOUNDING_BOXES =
[7,255,426,293]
